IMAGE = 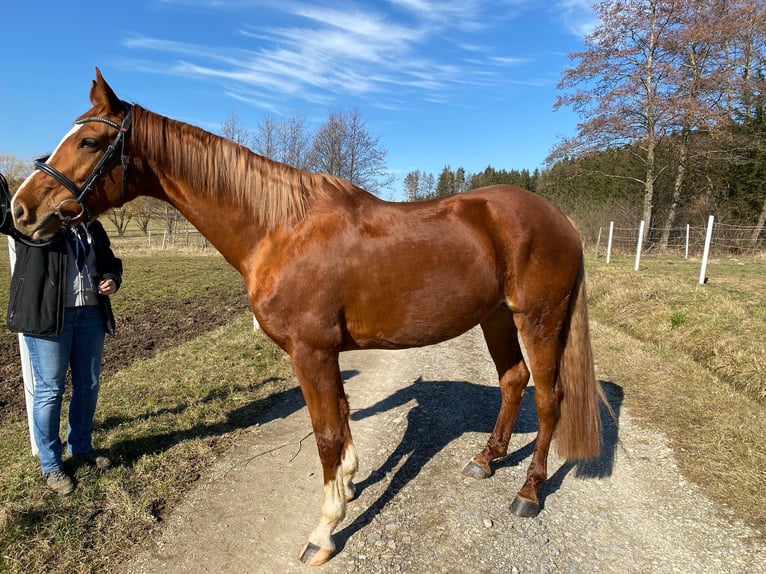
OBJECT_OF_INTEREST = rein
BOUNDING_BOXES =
[34,103,133,223]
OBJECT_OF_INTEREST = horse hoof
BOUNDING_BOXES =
[344,482,357,502]
[299,542,334,566]
[510,496,539,518]
[461,459,491,479]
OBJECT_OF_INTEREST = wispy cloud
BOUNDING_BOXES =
[389,0,489,31]
[124,1,571,112]
[555,0,598,37]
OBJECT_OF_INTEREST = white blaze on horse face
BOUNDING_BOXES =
[13,124,83,204]
[48,123,84,163]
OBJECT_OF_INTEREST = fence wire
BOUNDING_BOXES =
[599,220,765,257]
[108,228,211,251]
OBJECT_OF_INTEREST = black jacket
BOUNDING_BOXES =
[6,221,122,336]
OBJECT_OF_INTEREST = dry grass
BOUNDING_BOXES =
[0,252,295,574]
[586,253,766,537]
[0,313,294,574]
[588,255,766,404]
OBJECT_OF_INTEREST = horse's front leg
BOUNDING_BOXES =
[291,342,357,566]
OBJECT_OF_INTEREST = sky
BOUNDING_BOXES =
[0,0,596,199]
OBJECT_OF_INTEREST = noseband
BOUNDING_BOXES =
[34,103,133,223]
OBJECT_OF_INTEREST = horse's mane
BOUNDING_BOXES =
[131,105,354,228]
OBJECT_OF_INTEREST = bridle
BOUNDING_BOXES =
[33,102,133,226]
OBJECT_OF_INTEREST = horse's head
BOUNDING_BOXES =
[12,68,132,241]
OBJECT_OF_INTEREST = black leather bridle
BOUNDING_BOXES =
[33,103,133,224]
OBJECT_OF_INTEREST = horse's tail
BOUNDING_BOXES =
[554,261,605,461]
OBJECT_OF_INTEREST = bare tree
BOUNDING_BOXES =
[403,169,437,201]
[225,109,394,194]
[221,111,254,148]
[104,207,133,235]
[422,172,435,198]
[309,111,346,177]
[0,154,32,190]
[553,0,687,239]
[131,197,155,234]
[659,0,732,248]
[276,112,312,169]
[159,202,183,234]
[253,112,279,159]
[309,109,395,195]
[403,170,422,201]
[553,0,766,244]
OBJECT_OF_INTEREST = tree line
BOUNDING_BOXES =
[550,0,765,246]
[404,0,765,249]
[402,165,540,201]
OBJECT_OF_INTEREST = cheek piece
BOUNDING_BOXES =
[32,103,133,228]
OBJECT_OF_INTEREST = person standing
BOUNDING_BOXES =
[6,220,122,495]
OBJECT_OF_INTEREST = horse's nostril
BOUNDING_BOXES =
[13,204,25,221]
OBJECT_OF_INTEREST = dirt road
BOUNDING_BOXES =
[122,326,766,574]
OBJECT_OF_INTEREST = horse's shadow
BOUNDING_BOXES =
[103,379,306,465]
[104,366,622,551]
[334,372,623,552]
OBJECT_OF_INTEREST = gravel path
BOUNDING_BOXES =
[122,327,766,574]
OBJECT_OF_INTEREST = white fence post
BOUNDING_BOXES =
[595,226,602,256]
[7,236,38,455]
[634,220,645,271]
[606,221,614,264]
[685,224,690,260]
[699,215,715,285]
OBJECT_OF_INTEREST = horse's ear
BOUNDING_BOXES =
[90,67,123,112]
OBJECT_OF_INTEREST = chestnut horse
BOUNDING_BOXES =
[11,69,603,565]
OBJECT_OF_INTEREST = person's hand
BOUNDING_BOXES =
[98,279,117,296]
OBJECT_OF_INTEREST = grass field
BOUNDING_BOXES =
[0,249,295,574]
[0,246,764,573]
[585,253,766,540]
[588,254,766,404]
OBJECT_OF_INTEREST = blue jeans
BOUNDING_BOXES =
[25,306,105,474]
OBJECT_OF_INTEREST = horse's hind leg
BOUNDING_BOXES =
[463,303,530,479]
[509,314,565,518]
[290,342,358,566]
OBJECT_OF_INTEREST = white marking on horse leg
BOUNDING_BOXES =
[517,332,534,386]
[307,465,346,552]
[341,443,358,501]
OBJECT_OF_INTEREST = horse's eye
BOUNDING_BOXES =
[79,138,98,149]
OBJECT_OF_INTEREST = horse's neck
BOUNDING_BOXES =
[153,174,271,271]
[140,159,311,274]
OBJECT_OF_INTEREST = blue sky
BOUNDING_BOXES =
[0,1,596,199]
